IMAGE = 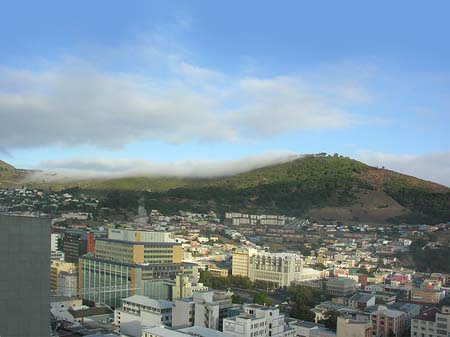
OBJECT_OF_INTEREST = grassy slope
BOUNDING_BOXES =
[0,160,24,187]
[3,155,450,223]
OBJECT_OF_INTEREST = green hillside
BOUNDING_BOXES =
[0,160,23,186]
[2,155,450,223]
[85,155,450,224]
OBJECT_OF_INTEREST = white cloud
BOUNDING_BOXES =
[0,49,374,150]
[356,150,450,187]
[27,151,300,182]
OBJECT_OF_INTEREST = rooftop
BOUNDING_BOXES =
[123,295,174,309]
[142,326,188,337]
[68,306,113,318]
[413,307,440,322]
[350,293,375,303]
[179,326,228,337]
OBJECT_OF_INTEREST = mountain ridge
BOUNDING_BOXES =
[1,155,449,224]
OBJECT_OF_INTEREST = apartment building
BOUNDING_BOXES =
[411,306,450,337]
[336,316,372,337]
[223,304,295,337]
[411,288,445,304]
[370,306,407,337]
[348,293,376,310]
[114,295,174,337]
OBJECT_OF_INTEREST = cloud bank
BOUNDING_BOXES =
[26,151,300,182]
[357,151,450,187]
[0,49,372,150]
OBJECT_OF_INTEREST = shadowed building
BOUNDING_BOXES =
[0,215,51,337]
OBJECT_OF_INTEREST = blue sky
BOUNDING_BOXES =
[1,1,450,185]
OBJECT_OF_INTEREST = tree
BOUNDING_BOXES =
[290,303,315,321]
[322,311,341,331]
[253,292,271,305]
[288,285,315,306]
[232,294,244,304]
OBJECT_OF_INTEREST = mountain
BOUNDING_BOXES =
[0,160,16,172]
[0,160,23,186]
[2,155,450,224]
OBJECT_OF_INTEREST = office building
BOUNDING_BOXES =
[51,232,62,252]
[369,306,407,337]
[62,229,95,264]
[0,215,51,337]
[79,229,198,308]
[248,252,304,288]
[302,277,358,297]
[193,290,235,331]
[114,295,174,337]
[172,290,236,331]
[108,228,174,242]
[232,248,257,278]
[170,274,208,300]
[142,326,228,337]
[50,260,77,296]
[223,304,296,337]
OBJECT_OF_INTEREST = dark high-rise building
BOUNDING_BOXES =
[0,215,51,337]
[62,229,95,264]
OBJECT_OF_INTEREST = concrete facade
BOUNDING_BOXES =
[0,215,51,337]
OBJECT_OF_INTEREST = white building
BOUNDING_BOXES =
[51,232,62,252]
[286,320,325,337]
[223,304,295,337]
[172,298,195,328]
[172,290,234,331]
[142,326,228,337]
[248,252,304,288]
[411,306,450,337]
[108,228,174,242]
[336,316,372,337]
[193,290,234,331]
[57,270,78,297]
[114,295,174,337]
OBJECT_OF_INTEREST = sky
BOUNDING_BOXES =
[1,1,450,185]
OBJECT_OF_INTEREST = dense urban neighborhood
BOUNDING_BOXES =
[1,185,450,336]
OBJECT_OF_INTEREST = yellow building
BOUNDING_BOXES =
[79,235,196,308]
[411,288,444,304]
[95,239,182,264]
[209,268,229,278]
[232,248,256,277]
[51,261,76,292]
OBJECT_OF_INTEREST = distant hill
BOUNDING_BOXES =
[0,160,16,172]
[2,155,450,224]
[0,160,23,186]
